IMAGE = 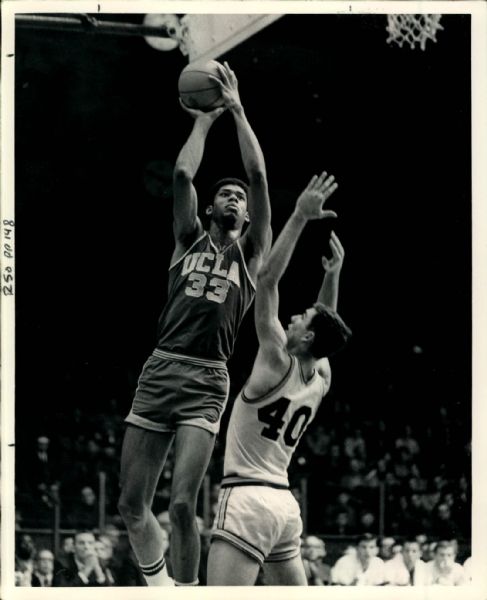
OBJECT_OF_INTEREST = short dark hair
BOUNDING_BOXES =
[401,537,421,547]
[356,533,378,546]
[307,303,352,359]
[208,178,249,205]
[434,540,456,554]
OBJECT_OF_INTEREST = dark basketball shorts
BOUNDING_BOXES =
[125,349,230,435]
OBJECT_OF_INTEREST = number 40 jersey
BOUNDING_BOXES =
[222,355,331,488]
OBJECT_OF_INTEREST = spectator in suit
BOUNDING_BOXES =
[19,435,58,497]
[430,502,461,539]
[56,536,75,570]
[69,486,99,529]
[94,538,116,585]
[100,524,145,586]
[31,549,55,587]
[52,530,113,586]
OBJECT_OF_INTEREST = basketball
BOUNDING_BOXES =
[178,60,225,112]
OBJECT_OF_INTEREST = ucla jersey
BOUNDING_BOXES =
[223,355,331,488]
[157,232,255,363]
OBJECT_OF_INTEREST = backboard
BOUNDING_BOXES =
[181,14,282,63]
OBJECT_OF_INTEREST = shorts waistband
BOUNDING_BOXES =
[153,349,227,370]
[221,477,289,490]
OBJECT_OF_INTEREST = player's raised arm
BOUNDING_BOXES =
[317,231,345,311]
[253,172,338,368]
[172,103,226,255]
[210,62,271,261]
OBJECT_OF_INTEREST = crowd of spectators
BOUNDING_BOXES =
[14,372,471,587]
[15,528,472,587]
[299,534,471,586]
[15,400,471,540]
[15,527,143,587]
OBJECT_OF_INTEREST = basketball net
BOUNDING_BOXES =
[386,14,443,50]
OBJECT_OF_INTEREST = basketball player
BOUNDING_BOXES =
[207,172,352,585]
[118,62,271,586]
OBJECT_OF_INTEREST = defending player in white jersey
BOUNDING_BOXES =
[207,171,352,585]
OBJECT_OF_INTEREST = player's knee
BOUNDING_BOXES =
[169,497,196,529]
[117,493,149,530]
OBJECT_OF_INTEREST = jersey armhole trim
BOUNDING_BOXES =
[168,231,207,271]
[236,240,256,291]
[241,355,295,404]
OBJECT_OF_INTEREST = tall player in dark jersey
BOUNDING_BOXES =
[118,62,271,586]
[207,172,351,585]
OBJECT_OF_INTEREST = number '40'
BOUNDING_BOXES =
[257,397,312,448]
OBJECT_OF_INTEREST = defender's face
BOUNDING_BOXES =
[286,307,317,345]
[211,185,248,227]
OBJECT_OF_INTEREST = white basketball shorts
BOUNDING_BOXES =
[211,484,303,566]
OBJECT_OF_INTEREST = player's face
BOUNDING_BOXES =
[402,542,421,566]
[286,307,317,345]
[211,185,248,227]
[435,547,455,570]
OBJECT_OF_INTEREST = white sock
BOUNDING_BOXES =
[139,555,174,586]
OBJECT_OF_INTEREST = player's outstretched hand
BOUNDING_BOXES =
[209,61,242,111]
[322,231,344,274]
[179,98,226,122]
[295,171,338,220]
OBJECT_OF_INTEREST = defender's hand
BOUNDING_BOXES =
[209,61,242,111]
[295,171,338,220]
[322,231,344,274]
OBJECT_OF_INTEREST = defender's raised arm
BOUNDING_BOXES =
[249,172,339,378]
[317,231,345,312]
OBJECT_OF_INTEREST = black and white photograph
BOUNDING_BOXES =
[1,1,486,598]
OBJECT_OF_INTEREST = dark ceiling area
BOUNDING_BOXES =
[14,13,471,433]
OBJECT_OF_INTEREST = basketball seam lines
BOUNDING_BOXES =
[180,86,220,93]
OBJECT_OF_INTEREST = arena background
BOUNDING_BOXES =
[12,8,472,583]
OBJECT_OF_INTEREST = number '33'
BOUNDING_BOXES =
[185,273,230,304]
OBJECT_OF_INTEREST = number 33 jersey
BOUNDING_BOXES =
[223,355,331,488]
[156,232,255,363]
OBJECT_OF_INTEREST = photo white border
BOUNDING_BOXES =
[2,1,486,599]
